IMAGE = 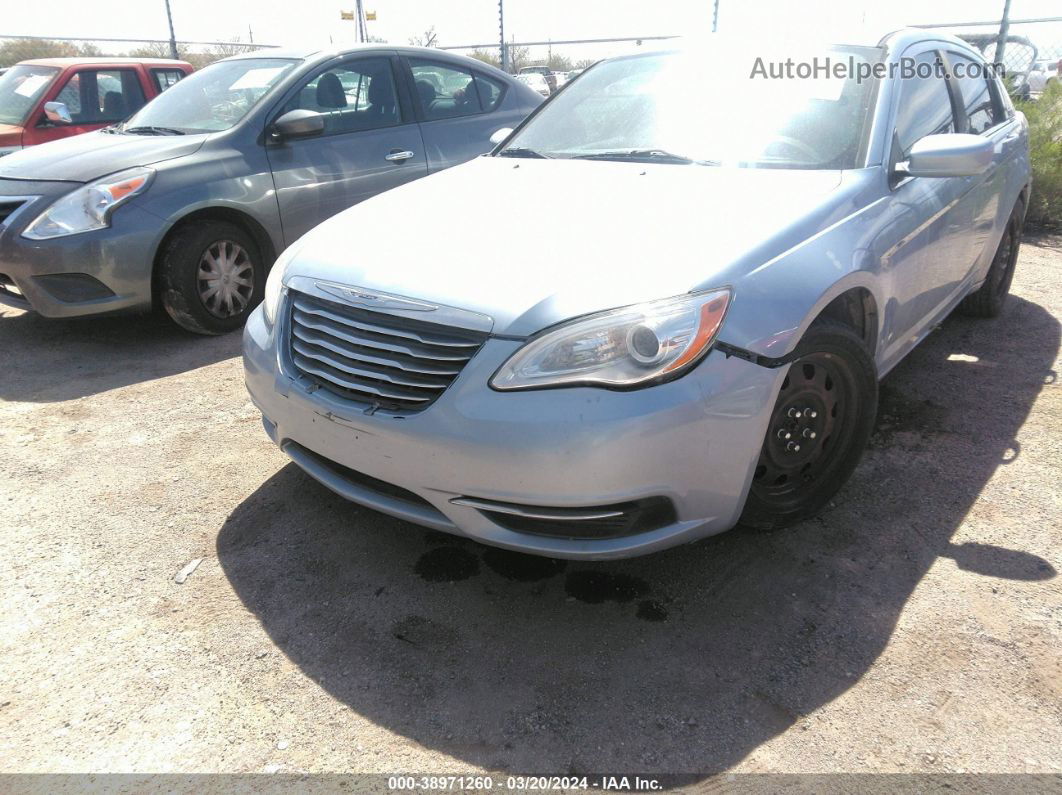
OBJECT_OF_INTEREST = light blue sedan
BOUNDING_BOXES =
[244,29,1030,559]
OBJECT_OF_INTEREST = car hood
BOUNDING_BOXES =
[287,156,851,336]
[0,130,206,183]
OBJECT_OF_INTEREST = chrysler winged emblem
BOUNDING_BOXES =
[316,282,438,312]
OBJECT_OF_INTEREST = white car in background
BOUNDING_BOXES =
[1027,60,1059,95]
[516,72,550,97]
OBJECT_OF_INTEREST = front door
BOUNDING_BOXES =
[266,55,427,244]
[878,48,970,368]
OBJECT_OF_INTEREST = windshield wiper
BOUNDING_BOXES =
[570,149,718,166]
[123,125,186,136]
[496,147,551,159]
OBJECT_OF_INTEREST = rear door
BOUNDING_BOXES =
[266,53,427,244]
[943,51,1021,275]
[404,56,515,173]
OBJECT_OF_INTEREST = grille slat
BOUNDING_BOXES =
[292,297,481,348]
[293,308,474,362]
[292,339,452,389]
[288,291,488,414]
[292,326,464,376]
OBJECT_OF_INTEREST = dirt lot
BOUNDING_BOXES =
[1,235,1060,779]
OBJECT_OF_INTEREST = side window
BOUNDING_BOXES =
[895,51,956,156]
[283,57,400,134]
[52,69,146,124]
[472,73,505,112]
[409,59,492,120]
[53,73,83,118]
[95,70,147,122]
[152,69,186,92]
[948,53,1001,134]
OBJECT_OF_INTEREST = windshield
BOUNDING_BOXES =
[0,64,60,126]
[500,45,882,169]
[122,57,298,134]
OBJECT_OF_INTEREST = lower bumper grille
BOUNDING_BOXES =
[452,496,677,540]
[288,291,487,415]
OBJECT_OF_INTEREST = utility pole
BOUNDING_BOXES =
[499,0,508,72]
[354,0,367,43]
[994,0,1013,73]
[712,0,720,33]
[248,24,254,45]
[163,0,178,59]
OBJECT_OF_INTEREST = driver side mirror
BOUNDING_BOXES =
[900,133,995,178]
[489,127,513,147]
[271,109,325,141]
[43,101,72,125]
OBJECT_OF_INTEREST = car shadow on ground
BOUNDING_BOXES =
[0,308,241,403]
[217,295,1058,775]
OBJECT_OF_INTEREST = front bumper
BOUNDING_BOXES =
[0,180,161,317]
[243,301,786,559]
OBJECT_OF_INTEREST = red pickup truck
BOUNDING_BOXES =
[0,57,193,156]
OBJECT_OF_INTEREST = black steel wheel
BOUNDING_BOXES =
[740,319,878,531]
[959,200,1024,318]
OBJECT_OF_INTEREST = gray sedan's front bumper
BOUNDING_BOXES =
[0,181,161,317]
[243,303,786,559]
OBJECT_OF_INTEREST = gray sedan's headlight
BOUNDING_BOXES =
[491,288,731,390]
[22,167,154,240]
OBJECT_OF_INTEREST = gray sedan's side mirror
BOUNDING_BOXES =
[901,133,995,178]
[43,101,72,125]
[271,109,325,140]
[489,127,513,147]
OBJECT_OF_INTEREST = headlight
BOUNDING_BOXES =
[262,241,301,325]
[491,288,731,390]
[22,167,154,240]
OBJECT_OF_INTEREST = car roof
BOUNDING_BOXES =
[221,44,509,71]
[20,57,191,67]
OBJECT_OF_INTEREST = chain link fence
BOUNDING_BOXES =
[918,18,1062,100]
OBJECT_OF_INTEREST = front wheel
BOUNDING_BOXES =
[159,221,264,335]
[740,319,878,531]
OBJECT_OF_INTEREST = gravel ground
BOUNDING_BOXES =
[0,235,1059,778]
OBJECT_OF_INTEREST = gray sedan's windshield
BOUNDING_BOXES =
[501,46,882,169]
[0,64,59,126]
[122,58,298,134]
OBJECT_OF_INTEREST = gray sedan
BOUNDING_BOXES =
[244,30,1030,557]
[0,46,541,333]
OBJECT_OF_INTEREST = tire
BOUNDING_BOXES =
[159,220,264,335]
[739,319,878,531]
[959,202,1023,319]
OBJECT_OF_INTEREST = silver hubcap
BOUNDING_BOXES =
[197,240,254,318]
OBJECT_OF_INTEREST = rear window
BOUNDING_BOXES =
[152,68,187,92]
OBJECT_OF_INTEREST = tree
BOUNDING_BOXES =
[409,26,438,48]
[546,53,573,72]
[506,44,531,73]
[0,38,78,66]
[467,49,500,68]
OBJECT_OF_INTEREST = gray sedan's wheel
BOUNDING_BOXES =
[159,221,264,335]
[739,319,878,531]
[197,240,254,319]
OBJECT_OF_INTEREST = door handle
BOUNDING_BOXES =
[385,150,415,162]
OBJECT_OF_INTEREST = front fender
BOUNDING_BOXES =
[716,177,891,365]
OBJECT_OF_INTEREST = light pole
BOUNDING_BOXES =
[164,0,178,59]
[994,0,1013,73]
[499,0,508,72]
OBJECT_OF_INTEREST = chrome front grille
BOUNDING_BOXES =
[288,291,488,414]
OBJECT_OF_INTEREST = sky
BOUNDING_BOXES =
[4,0,1061,61]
